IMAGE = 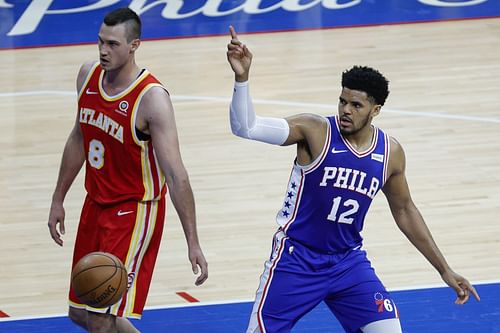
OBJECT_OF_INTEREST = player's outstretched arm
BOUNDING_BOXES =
[382,137,480,304]
[143,87,208,286]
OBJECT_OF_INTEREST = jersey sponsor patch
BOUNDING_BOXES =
[371,153,384,162]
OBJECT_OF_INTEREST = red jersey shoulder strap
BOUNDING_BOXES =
[77,62,101,101]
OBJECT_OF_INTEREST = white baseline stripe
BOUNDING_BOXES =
[1,279,498,322]
[0,91,499,124]
[0,90,75,97]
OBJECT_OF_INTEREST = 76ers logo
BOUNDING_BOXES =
[374,292,398,315]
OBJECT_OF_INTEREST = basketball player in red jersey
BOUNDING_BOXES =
[47,8,208,333]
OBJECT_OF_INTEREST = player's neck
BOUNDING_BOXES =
[102,60,141,94]
[343,124,375,152]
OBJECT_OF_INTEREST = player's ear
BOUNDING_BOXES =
[130,38,140,52]
[371,104,381,117]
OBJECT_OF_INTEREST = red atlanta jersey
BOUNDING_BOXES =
[78,62,167,205]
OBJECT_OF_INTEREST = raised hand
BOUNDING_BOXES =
[226,26,252,82]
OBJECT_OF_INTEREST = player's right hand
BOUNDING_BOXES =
[441,269,480,304]
[48,201,66,246]
[226,25,252,82]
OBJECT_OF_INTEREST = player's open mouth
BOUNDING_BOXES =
[340,116,352,126]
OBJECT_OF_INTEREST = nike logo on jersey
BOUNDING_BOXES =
[331,147,348,154]
[117,210,134,216]
[85,88,98,95]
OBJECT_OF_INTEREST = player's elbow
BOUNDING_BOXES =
[229,112,251,139]
[230,121,251,140]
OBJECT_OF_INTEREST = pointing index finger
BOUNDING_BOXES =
[468,284,481,301]
[229,25,238,40]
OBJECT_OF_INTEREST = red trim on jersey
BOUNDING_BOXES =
[279,119,330,232]
[282,169,305,233]
[335,116,378,158]
[382,133,390,185]
[303,118,331,174]
[257,234,288,332]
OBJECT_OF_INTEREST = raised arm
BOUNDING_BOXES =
[226,26,327,165]
[47,61,95,246]
[382,137,480,304]
[140,86,208,286]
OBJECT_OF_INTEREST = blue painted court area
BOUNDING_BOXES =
[0,282,498,332]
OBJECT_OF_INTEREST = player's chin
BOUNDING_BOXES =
[339,126,355,136]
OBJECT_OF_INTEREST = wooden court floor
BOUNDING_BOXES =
[0,18,499,318]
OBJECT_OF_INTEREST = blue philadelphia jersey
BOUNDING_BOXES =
[276,116,390,253]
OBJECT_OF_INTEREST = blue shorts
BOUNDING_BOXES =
[247,230,399,333]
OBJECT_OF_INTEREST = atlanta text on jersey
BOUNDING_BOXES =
[79,108,124,143]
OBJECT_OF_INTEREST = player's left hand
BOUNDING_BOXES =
[441,269,480,304]
[188,244,208,286]
[48,200,66,246]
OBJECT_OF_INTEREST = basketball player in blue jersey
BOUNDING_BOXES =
[226,26,480,333]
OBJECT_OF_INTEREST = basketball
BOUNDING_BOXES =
[71,252,128,308]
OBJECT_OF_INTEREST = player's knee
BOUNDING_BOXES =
[68,307,87,327]
[86,311,117,333]
[360,318,402,333]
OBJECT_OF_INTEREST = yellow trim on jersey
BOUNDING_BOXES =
[121,201,158,317]
[69,299,112,315]
[124,201,158,316]
[98,69,151,102]
[130,83,164,145]
[109,201,146,317]
[152,148,166,200]
[142,143,154,201]
[69,300,86,309]
[127,313,142,319]
[77,61,100,101]
[129,83,167,201]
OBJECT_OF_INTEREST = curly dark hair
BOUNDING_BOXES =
[103,8,141,42]
[341,66,390,106]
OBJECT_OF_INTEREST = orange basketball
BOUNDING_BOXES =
[71,252,128,308]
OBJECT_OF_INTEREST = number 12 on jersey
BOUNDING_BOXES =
[327,196,359,224]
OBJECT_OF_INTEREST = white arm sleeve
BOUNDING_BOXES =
[230,81,290,145]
